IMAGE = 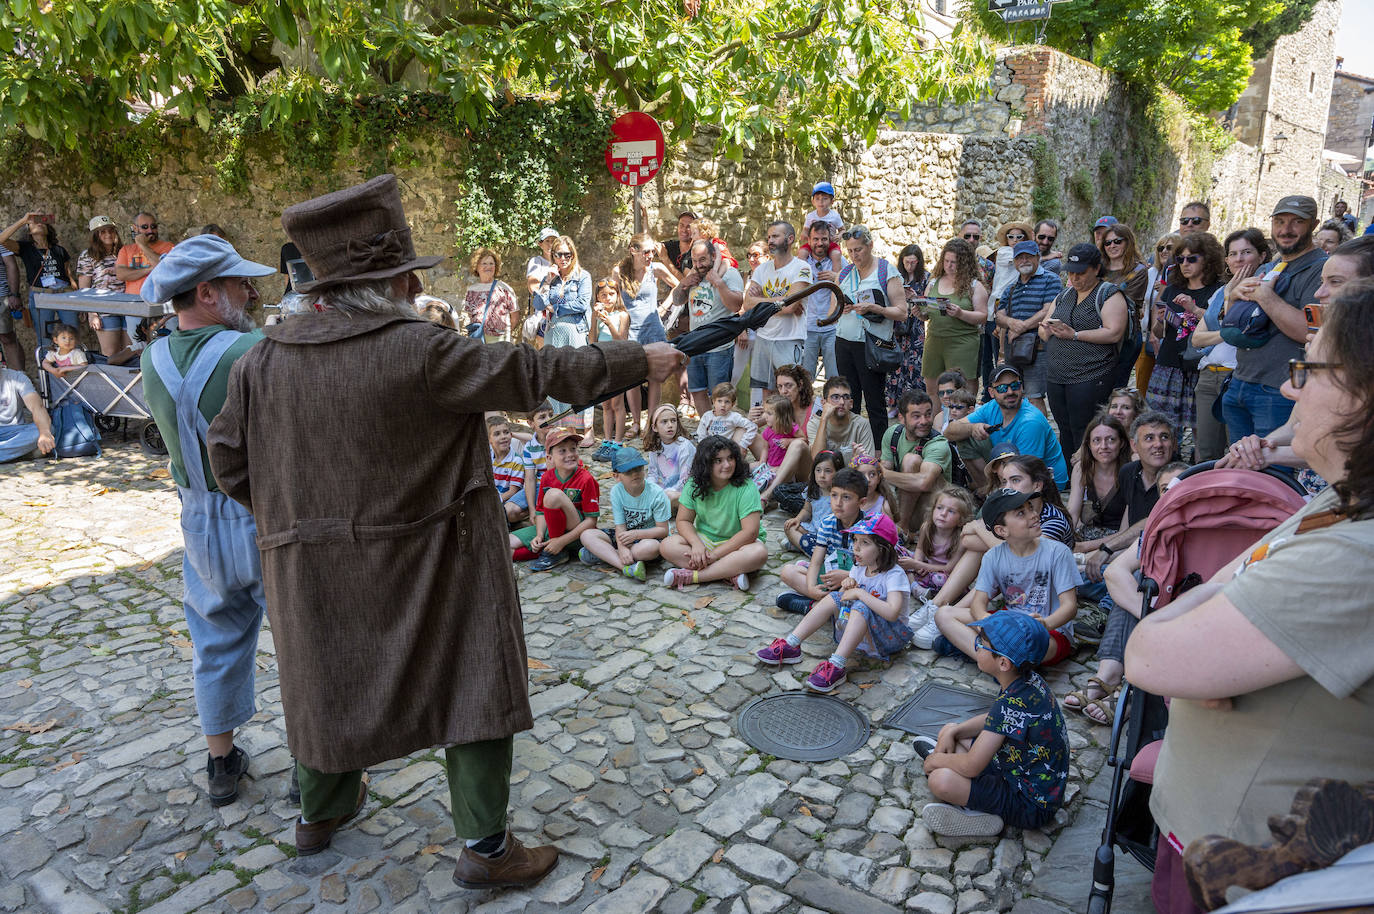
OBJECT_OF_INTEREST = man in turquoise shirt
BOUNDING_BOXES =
[945,364,1069,488]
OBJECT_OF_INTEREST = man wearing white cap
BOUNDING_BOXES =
[139,234,277,807]
[525,226,560,298]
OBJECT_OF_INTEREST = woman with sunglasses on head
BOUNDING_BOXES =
[1099,224,1150,387]
[615,231,679,438]
[536,235,595,442]
[831,225,908,446]
[1125,276,1374,914]
[1146,233,1224,454]
[1138,232,1182,394]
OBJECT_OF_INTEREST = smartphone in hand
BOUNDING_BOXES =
[1304,304,1322,331]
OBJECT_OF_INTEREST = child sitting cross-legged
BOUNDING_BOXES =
[660,435,769,592]
[916,610,1069,837]
[756,513,912,693]
[932,488,1081,666]
[514,427,601,571]
[774,466,868,615]
[579,447,670,581]
[782,449,843,553]
[488,415,526,525]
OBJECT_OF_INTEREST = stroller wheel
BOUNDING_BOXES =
[94,415,121,434]
[140,421,167,456]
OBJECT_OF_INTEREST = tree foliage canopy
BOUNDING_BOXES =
[0,0,993,155]
[970,0,1313,113]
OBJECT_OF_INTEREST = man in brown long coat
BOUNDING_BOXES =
[206,174,683,888]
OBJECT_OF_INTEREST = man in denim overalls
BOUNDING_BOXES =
[139,235,277,806]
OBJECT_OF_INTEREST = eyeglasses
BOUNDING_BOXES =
[828,393,853,401]
[962,233,981,241]
[1103,238,1126,247]
[553,251,573,260]
[1036,234,1056,242]
[1179,216,1205,226]
[841,225,871,241]
[992,381,1023,394]
[1176,254,1202,264]
[1288,359,1341,389]
[1156,245,1173,253]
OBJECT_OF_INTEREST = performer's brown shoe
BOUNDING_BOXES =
[295,775,368,856]
[452,832,559,889]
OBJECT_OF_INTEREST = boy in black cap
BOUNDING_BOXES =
[918,609,1070,836]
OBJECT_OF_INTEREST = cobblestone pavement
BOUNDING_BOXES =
[1,438,1153,914]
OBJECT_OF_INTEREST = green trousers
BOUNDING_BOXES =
[296,735,514,839]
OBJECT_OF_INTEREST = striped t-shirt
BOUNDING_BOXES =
[491,445,524,494]
[520,439,547,481]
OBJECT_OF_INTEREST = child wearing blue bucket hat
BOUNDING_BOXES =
[916,609,1070,837]
[578,446,671,580]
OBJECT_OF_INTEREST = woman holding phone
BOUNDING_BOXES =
[1,211,77,344]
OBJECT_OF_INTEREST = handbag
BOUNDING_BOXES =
[466,280,497,339]
[864,329,902,373]
[1006,331,1037,368]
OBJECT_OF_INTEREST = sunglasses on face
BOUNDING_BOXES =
[1157,245,1173,253]
[1103,237,1126,247]
[992,381,1023,394]
[553,251,573,260]
[938,388,956,397]
[1176,254,1201,264]
[1036,234,1056,242]
[1179,216,1205,226]
[137,223,158,230]
[1006,232,1026,241]
[962,233,980,241]
[1288,359,1341,389]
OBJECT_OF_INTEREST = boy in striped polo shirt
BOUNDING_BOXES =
[488,415,525,523]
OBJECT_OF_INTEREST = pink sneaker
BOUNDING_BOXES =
[756,638,802,665]
[806,661,846,693]
[662,568,694,590]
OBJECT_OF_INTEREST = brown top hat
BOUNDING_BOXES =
[282,173,444,293]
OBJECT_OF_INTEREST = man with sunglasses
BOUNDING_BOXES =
[960,219,993,283]
[1177,201,1211,236]
[1034,220,1063,277]
[115,210,174,296]
[945,363,1068,488]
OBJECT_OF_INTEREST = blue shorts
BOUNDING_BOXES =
[687,347,735,393]
[831,600,912,660]
[509,482,540,511]
[966,769,1055,830]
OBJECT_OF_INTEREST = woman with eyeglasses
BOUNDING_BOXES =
[1039,243,1130,455]
[831,225,908,445]
[1098,224,1150,387]
[921,238,988,397]
[615,231,679,437]
[1138,232,1182,395]
[1124,275,1374,914]
[536,235,595,442]
[1146,233,1224,452]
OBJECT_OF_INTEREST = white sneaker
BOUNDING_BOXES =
[734,573,751,592]
[910,601,941,649]
[922,802,1005,837]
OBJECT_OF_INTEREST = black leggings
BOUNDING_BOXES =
[834,337,889,447]
[1048,373,1114,456]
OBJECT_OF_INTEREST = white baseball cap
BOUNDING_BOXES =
[89,215,114,231]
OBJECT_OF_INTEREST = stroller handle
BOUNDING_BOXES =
[1177,460,1309,497]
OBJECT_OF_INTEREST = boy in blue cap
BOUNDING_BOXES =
[917,609,1070,836]
[803,181,845,237]
[579,445,671,580]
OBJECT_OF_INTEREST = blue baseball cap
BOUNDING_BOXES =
[968,611,1049,668]
[1012,240,1040,258]
[1093,215,1118,229]
[611,446,648,473]
[811,181,835,197]
[843,512,898,545]
[140,234,275,303]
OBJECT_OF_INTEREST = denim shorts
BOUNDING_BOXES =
[687,347,735,392]
[967,769,1055,830]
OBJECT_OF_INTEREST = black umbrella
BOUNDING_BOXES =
[544,281,849,426]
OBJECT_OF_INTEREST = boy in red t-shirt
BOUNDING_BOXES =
[528,427,601,570]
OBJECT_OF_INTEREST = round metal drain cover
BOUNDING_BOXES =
[737,693,871,762]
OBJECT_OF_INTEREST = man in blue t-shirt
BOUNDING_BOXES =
[945,364,1068,488]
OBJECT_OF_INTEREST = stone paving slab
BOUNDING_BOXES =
[0,438,1153,912]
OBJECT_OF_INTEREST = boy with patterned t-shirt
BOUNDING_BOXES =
[509,401,554,519]
[488,416,525,523]
[917,610,1069,836]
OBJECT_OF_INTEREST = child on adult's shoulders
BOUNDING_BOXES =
[757,513,912,693]
[917,610,1069,837]
[510,427,600,570]
[932,487,1081,666]
[801,181,845,245]
[579,447,670,581]
[488,415,526,524]
[775,466,868,616]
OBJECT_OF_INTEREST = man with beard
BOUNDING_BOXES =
[946,364,1068,489]
[139,234,277,806]
[673,238,744,418]
[1221,195,1326,441]
[880,388,952,532]
[116,210,174,296]
[745,220,812,398]
[207,175,683,885]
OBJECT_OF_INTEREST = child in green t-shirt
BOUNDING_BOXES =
[659,436,768,592]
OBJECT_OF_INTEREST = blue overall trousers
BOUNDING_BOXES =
[149,333,266,736]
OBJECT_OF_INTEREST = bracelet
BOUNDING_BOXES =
[1098,544,1114,556]
[1073,329,1079,341]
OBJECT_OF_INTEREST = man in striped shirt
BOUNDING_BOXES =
[992,240,1062,416]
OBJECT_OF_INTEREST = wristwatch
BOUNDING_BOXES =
[1073,329,1079,341]
[1098,544,1114,557]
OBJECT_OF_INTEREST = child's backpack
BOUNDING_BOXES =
[50,401,101,458]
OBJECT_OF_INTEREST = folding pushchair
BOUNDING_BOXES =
[1087,462,1309,913]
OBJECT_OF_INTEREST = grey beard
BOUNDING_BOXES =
[215,291,255,333]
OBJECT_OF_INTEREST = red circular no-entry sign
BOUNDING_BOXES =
[605,112,665,187]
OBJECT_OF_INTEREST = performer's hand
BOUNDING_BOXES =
[644,342,686,383]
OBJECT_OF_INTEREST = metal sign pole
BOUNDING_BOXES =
[633,185,643,235]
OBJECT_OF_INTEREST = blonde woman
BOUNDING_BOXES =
[462,247,519,342]
[535,235,594,442]
[616,231,678,437]
[1138,232,1182,393]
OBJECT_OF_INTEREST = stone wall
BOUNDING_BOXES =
[1316,165,1363,223]
[1326,69,1374,165]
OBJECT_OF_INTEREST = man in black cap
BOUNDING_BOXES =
[1221,195,1326,442]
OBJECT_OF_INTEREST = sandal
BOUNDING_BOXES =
[1063,676,1114,714]
[1082,688,1119,726]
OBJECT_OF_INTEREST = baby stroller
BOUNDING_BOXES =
[1087,462,1309,914]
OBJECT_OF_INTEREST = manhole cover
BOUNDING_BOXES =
[737,693,871,762]
[882,682,994,739]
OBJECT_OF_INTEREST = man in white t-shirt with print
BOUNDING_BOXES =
[744,221,812,397]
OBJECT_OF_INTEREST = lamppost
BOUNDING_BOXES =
[1254,129,1289,220]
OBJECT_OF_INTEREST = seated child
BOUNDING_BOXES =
[933,488,1081,666]
[783,450,843,553]
[488,415,525,524]
[852,454,894,520]
[917,610,1069,837]
[753,394,810,503]
[506,401,554,533]
[695,382,756,449]
[42,324,87,379]
[756,513,911,694]
[776,466,868,614]
[945,388,989,492]
[579,447,670,581]
[511,427,600,570]
[902,486,975,598]
[660,435,768,591]
[644,404,696,511]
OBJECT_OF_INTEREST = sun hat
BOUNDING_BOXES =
[968,610,1049,668]
[843,512,899,546]
[140,234,275,303]
[88,215,114,231]
[611,447,648,473]
[281,173,443,293]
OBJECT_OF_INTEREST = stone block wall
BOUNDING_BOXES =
[1326,70,1374,165]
